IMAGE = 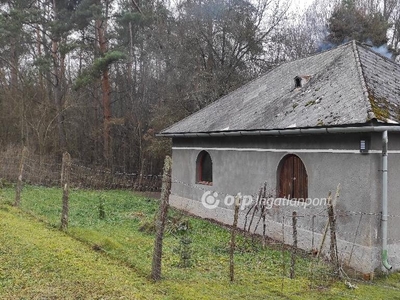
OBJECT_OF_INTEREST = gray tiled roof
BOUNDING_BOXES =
[161,41,400,135]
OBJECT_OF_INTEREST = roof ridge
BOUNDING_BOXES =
[351,40,376,121]
[355,40,398,65]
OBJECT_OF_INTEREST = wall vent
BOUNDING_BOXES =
[294,75,311,88]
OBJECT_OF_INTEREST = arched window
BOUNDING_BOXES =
[278,154,308,200]
[196,151,213,185]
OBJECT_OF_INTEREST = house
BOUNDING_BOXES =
[158,41,400,274]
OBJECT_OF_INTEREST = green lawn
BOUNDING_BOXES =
[0,185,399,299]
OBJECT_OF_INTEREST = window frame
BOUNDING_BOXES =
[196,151,213,186]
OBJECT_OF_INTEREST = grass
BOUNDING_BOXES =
[0,205,163,299]
[0,185,400,299]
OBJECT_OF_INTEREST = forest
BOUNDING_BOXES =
[0,0,399,174]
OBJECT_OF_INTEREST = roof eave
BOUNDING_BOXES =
[157,124,400,138]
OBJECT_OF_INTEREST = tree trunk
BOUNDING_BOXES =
[52,0,67,153]
[36,25,44,91]
[96,16,112,165]
[8,2,18,91]
[10,37,18,90]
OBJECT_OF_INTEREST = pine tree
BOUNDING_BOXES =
[326,0,389,46]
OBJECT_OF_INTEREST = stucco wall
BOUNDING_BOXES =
[169,132,400,273]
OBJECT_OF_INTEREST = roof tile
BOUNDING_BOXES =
[161,41,400,135]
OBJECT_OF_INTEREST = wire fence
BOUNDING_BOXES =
[168,175,400,283]
[0,147,162,191]
[1,147,399,298]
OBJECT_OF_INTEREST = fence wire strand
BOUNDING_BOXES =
[0,149,399,297]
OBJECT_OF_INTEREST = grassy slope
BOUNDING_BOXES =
[0,185,399,299]
[0,206,163,299]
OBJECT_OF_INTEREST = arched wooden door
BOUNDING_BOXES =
[278,154,308,199]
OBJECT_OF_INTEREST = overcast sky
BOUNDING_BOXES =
[290,0,314,13]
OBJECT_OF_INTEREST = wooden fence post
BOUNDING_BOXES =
[329,184,341,276]
[151,156,172,281]
[14,147,28,207]
[290,211,297,279]
[309,215,316,289]
[230,194,241,282]
[281,215,285,292]
[138,158,146,191]
[60,152,71,231]
[317,191,332,260]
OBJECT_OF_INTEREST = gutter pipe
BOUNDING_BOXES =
[159,125,400,271]
[382,131,392,270]
[157,125,400,138]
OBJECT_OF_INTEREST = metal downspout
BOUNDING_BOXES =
[382,130,392,270]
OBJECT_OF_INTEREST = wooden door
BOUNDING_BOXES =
[279,155,308,199]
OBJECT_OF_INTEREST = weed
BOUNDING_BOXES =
[305,100,316,107]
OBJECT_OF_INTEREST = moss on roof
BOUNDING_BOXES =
[162,41,400,135]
